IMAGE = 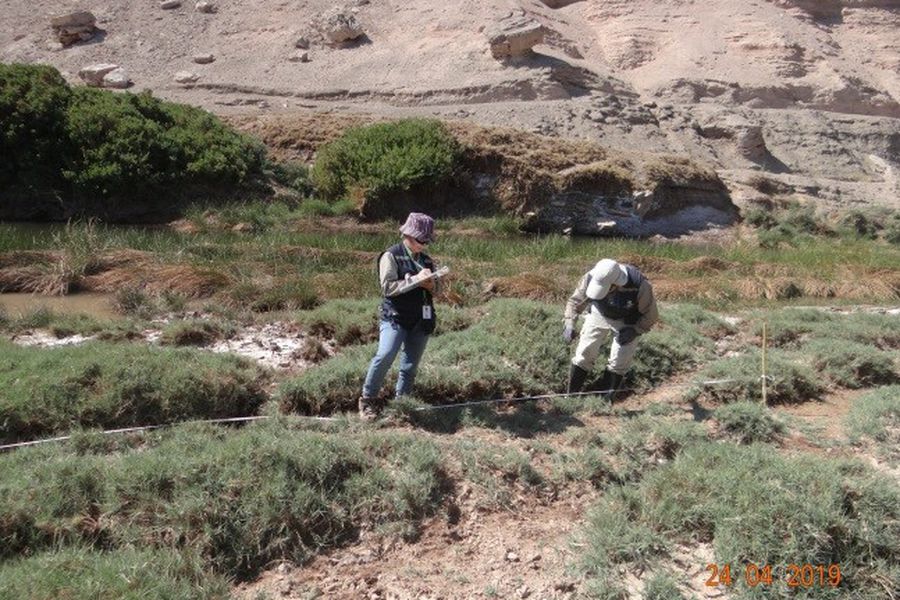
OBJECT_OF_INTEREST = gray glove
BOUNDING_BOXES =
[563,323,576,343]
[615,326,638,345]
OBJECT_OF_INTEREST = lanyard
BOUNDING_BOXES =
[401,243,431,303]
[402,243,427,272]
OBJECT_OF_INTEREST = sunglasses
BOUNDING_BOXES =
[414,237,430,246]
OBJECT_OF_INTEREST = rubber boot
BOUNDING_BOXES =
[358,396,380,421]
[601,370,625,402]
[567,364,589,395]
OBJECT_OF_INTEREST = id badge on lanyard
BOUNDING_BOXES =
[422,305,432,320]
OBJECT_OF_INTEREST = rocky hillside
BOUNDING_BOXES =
[3,0,899,212]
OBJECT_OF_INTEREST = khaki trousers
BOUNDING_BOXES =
[571,308,638,375]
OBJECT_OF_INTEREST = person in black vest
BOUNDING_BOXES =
[359,212,441,420]
[562,259,659,399]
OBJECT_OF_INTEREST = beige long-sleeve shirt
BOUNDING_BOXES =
[378,252,443,297]
[564,270,659,334]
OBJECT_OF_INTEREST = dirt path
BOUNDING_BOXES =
[236,498,592,600]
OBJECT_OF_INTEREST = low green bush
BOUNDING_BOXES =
[846,385,900,443]
[686,351,823,405]
[643,572,688,600]
[846,386,900,465]
[159,319,233,346]
[279,299,711,415]
[0,341,265,443]
[311,118,461,202]
[0,421,445,578]
[808,340,897,388]
[580,443,900,599]
[0,546,230,600]
[604,417,707,481]
[713,401,785,444]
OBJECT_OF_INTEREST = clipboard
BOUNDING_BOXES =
[395,265,450,295]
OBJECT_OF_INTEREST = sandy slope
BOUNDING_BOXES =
[2,0,899,209]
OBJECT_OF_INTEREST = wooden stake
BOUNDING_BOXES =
[761,321,768,405]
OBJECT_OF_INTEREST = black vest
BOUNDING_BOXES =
[379,243,436,333]
[591,264,644,324]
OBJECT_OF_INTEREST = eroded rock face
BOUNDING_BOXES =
[50,11,97,46]
[520,179,738,238]
[488,17,545,59]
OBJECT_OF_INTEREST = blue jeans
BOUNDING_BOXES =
[362,319,430,399]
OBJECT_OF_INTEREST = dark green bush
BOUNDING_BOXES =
[0,63,267,218]
[311,118,461,202]
[65,87,266,198]
[0,63,71,193]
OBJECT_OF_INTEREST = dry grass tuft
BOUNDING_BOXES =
[652,278,703,301]
[683,256,737,274]
[145,266,231,298]
[482,273,564,301]
[617,254,678,274]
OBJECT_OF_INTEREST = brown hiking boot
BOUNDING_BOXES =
[358,396,380,421]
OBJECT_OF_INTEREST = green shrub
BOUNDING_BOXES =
[279,299,708,415]
[269,160,312,196]
[749,308,836,348]
[0,341,265,443]
[0,63,267,217]
[0,546,230,600]
[311,118,461,202]
[638,444,900,599]
[643,572,687,600]
[713,401,785,444]
[604,417,707,481]
[159,319,233,346]
[0,422,445,578]
[808,340,897,388]
[0,63,71,194]
[846,386,900,465]
[65,87,266,198]
[687,351,823,405]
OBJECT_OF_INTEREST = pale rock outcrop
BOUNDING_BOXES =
[160,1,182,10]
[295,36,310,49]
[193,53,215,64]
[50,11,97,47]
[78,63,119,86]
[195,1,217,13]
[323,11,364,44]
[102,68,131,88]
[289,51,310,63]
[488,17,545,59]
[174,70,200,83]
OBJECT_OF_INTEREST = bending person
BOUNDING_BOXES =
[359,212,441,420]
[562,258,659,399]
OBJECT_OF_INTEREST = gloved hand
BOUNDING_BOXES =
[615,326,638,345]
[563,322,576,343]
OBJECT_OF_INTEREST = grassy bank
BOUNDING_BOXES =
[0,341,266,444]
